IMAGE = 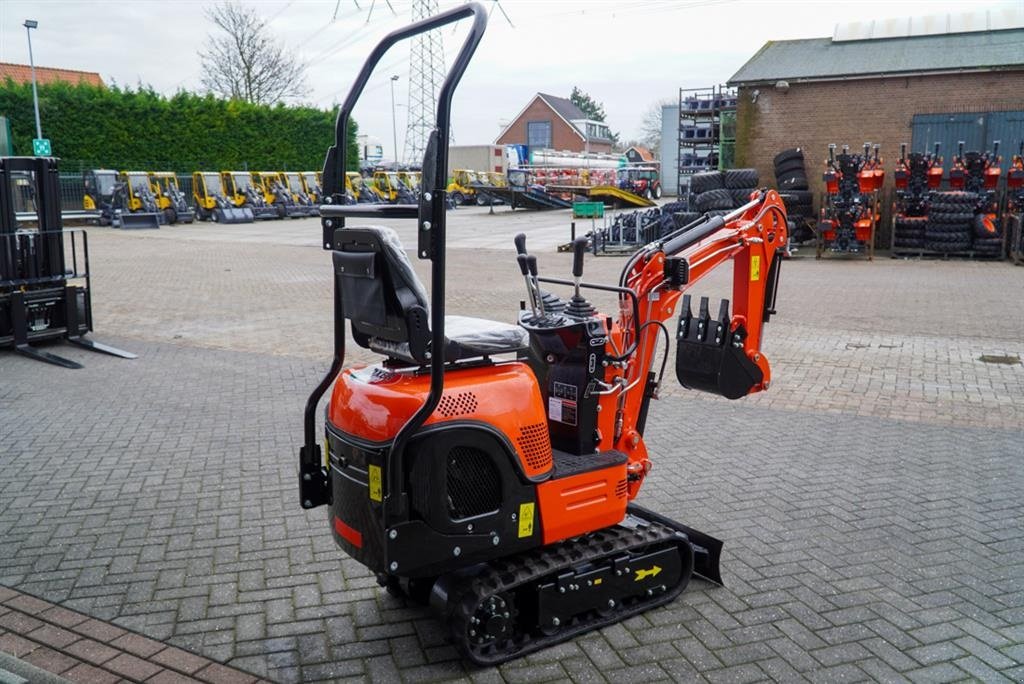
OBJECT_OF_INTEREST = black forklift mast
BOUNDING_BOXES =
[0,156,135,368]
[300,3,488,519]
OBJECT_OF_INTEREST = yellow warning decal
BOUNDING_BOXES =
[517,502,535,538]
[323,437,331,469]
[750,255,761,282]
[368,464,382,502]
[634,565,662,582]
[593,578,603,586]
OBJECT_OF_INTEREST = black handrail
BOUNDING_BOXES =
[302,3,488,522]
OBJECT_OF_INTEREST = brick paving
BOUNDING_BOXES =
[2,211,1023,682]
[0,586,267,683]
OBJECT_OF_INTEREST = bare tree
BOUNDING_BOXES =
[639,98,674,155]
[200,2,308,105]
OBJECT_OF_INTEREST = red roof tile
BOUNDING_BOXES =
[0,62,103,87]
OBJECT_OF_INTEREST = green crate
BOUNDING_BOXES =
[573,201,604,218]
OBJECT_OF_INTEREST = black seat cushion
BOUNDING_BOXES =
[348,226,528,364]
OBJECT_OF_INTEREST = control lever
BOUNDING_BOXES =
[526,255,545,315]
[517,254,538,317]
[572,236,586,299]
[900,143,906,162]
[514,232,527,256]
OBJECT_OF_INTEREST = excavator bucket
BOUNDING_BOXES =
[214,206,255,224]
[115,211,162,230]
[675,295,764,400]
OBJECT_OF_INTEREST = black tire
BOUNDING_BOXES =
[451,191,465,205]
[774,159,807,177]
[926,240,970,252]
[724,168,758,189]
[652,184,663,199]
[973,213,999,238]
[928,210,974,224]
[729,188,754,207]
[893,238,925,248]
[780,190,813,204]
[778,174,809,191]
[694,188,734,211]
[689,171,724,194]
[660,200,688,214]
[773,148,804,167]
[672,211,701,229]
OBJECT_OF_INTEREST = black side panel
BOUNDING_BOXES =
[328,422,544,578]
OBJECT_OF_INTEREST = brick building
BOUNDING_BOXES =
[495,93,614,154]
[729,18,1024,206]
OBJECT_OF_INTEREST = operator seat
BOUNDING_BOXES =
[333,225,528,365]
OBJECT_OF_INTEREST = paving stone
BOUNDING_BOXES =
[63,638,121,666]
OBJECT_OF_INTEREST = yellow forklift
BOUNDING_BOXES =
[222,171,279,220]
[149,172,195,224]
[191,171,254,223]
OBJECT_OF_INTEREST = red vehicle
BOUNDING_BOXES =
[301,3,787,664]
[617,166,662,199]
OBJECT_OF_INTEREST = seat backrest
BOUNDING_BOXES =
[333,226,431,363]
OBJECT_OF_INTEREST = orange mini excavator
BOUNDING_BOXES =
[298,4,787,664]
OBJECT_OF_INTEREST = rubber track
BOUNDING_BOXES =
[445,517,693,666]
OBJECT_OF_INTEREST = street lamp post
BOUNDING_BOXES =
[24,19,42,141]
[390,75,400,167]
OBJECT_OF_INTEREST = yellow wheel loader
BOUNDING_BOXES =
[117,171,165,229]
[191,172,254,223]
[371,170,418,203]
[446,169,478,205]
[222,171,279,220]
[301,171,323,204]
[149,172,195,224]
[282,171,319,216]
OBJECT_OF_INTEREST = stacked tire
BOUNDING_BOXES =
[972,214,1004,257]
[926,191,975,253]
[893,216,927,250]
[774,149,814,240]
[774,148,809,193]
[690,169,758,213]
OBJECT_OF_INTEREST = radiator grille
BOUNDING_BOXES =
[437,391,478,417]
[615,478,628,499]
[516,423,553,472]
[446,446,501,520]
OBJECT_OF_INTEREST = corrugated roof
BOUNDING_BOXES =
[537,93,587,125]
[0,62,103,87]
[728,28,1024,85]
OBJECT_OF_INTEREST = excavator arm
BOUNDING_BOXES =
[590,191,787,493]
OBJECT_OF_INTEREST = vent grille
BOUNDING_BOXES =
[615,478,628,499]
[437,391,478,417]
[516,423,553,472]
[446,446,501,520]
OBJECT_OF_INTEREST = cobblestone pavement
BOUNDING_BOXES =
[2,212,1023,682]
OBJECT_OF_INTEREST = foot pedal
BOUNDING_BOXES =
[675,295,763,400]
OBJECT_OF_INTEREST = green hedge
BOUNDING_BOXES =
[0,80,358,172]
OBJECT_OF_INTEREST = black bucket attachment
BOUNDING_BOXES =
[213,206,255,224]
[252,206,280,220]
[115,211,162,230]
[675,295,763,400]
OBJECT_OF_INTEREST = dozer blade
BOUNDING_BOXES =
[116,212,162,230]
[214,207,255,224]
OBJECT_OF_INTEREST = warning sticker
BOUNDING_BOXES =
[368,464,382,502]
[750,255,761,282]
[548,397,578,426]
[518,502,535,538]
[552,381,578,401]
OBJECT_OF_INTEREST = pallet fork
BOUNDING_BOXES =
[1,157,135,368]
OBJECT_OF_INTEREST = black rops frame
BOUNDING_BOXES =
[300,4,489,523]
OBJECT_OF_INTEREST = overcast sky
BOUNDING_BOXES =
[0,0,1020,161]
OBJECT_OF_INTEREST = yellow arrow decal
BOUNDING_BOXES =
[634,565,662,581]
